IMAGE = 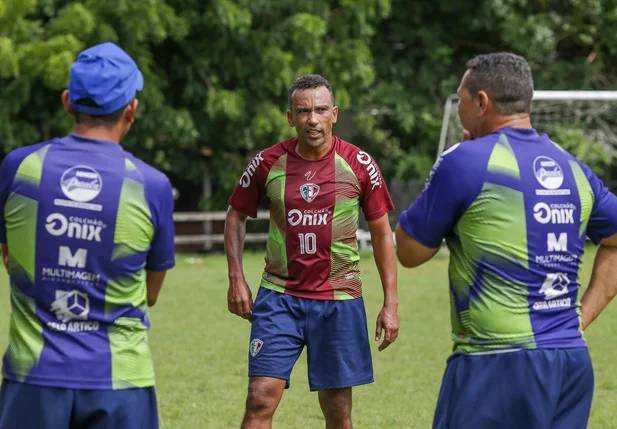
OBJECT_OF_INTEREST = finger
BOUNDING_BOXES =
[242,300,252,320]
[379,328,396,351]
[462,129,473,141]
[375,319,382,342]
[227,292,234,314]
[390,327,400,343]
[378,338,392,352]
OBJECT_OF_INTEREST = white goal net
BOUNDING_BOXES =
[438,91,617,185]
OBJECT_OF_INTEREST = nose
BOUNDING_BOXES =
[307,110,318,125]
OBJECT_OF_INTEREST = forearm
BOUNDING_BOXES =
[146,270,167,306]
[372,233,398,306]
[224,208,247,281]
[581,245,617,330]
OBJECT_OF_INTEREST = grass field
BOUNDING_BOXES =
[1,246,617,428]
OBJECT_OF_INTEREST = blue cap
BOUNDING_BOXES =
[68,42,144,116]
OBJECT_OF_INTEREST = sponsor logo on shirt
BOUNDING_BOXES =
[55,165,104,211]
[300,183,320,203]
[45,213,106,242]
[533,272,572,311]
[47,290,100,332]
[239,151,265,188]
[533,156,570,196]
[533,202,575,224]
[547,232,567,252]
[250,338,263,357]
[356,151,383,190]
[42,245,101,285]
[288,208,330,226]
[536,233,577,266]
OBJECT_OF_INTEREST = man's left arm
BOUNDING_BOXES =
[396,145,471,269]
[355,151,398,352]
[368,214,399,351]
[145,175,176,306]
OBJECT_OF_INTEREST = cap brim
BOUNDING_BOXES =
[135,69,144,92]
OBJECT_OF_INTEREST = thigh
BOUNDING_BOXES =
[306,297,373,392]
[552,348,594,429]
[248,288,306,387]
[433,351,558,429]
[72,387,158,429]
[0,379,73,429]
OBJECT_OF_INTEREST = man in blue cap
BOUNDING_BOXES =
[0,42,175,428]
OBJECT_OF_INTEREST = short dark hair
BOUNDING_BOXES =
[288,74,334,110]
[73,98,127,126]
[464,52,534,115]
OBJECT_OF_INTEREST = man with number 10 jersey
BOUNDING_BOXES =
[225,74,399,429]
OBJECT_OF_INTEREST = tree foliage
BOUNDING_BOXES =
[1,0,616,208]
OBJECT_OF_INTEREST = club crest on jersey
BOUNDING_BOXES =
[250,338,263,357]
[300,183,320,203]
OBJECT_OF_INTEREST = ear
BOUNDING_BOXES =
[287,110,294,127]
[477,90,490,116]
[61,90,74,116]
[124,98,139,124]
[332,105,338,124]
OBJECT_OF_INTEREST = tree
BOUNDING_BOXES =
[365,0,617,181]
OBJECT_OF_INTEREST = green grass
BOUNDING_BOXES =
[1,246,617,428]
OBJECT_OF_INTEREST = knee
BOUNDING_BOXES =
[245,380,281,418]
[321,390,352,422]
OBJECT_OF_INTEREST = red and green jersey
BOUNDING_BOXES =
[229,137,394,300]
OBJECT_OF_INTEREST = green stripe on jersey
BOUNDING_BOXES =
[331,154,362,300]
[264,154,288,281]
[5,193,38,282]
[569,161,594,239]
[487,134,520,179]
[109,317,154,389]
[15,145,50,187]
[452,182,534,352]
[112,177,154,261]
[7,286,44,381]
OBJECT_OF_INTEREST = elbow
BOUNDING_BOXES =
[398,257,422,269]
[147,296,158,307]
[396,248,421,268]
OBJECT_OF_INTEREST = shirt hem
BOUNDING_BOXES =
[2,373,154,390]
[260,281,361,301]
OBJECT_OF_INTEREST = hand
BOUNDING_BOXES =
[228,277,253,322]
[375,304,399,351]
[462,129,474,141]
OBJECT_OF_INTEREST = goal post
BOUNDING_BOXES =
[437,91,617,172]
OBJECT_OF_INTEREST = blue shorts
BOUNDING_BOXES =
[433,348,594,429]
[0,379,158,429]
[248,287,373,391]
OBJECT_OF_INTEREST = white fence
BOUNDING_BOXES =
[173,211,379,250]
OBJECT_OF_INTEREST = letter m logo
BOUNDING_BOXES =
[547,233,567,252]
[58,246,88,268]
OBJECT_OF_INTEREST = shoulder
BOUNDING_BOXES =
[123,152,172,191]
[238,140,290,188]
[334,137,385,185]
[333,137,372,164]
[434,140,488,171]
[423,140,494,192]
[2,140,55,168]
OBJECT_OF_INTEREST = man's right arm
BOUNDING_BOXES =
[224,206,253,322]
[581,233,617,330]
[578,162,617,330]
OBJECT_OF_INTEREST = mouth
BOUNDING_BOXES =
[306,129,322,138]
